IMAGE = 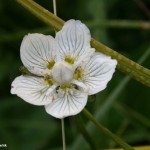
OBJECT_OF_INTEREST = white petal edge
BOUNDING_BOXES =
[45,89,88,118]
[11,75,56,105]
[81,53,117,95]
[55,19,94,64]
[20,33,56,75]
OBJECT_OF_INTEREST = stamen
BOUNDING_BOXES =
[44,75,53,86]
[73,67,84,80]
[59,84,75,91]
[65,56,74,64]
[47,60,55,69]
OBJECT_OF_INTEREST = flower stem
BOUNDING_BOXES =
[52,2,66,149]
[16,0,150,88]
[83,108,135,150]
[61,118,66,150]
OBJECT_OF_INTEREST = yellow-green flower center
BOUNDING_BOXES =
[65,56,74,64]
[44,74,53,86]
[59,84,75,91]
[74,67,84,80]
[47,60,55,69]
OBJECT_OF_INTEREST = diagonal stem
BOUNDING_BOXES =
[74,115,96,149]
[16,0,150,88]
[83,108,135,150]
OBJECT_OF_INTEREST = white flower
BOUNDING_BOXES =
[11,20,117,119]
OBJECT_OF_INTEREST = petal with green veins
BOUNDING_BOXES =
[11,75,56,105]
[81,53,117,95]
[55,20,94,64]
[45,89,88,118]
[20,33,56,76]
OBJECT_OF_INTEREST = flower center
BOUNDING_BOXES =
[52,61,74,84]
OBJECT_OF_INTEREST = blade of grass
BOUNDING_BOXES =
[109,119,130,148]
[102,145,150,150]
[74,115,97,150]
[16,0,150,87]
[83,109,134,150]
[86,20,150,29]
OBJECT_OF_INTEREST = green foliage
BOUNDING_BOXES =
[0,0,150,149]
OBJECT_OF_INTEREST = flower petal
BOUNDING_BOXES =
[11,75,56,105]
[55,20,94,64]
[81,53,117,95]
[45,89,88,118]
[20,33,56,75]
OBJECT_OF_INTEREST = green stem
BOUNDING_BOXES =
[90,39,150,87]
[83,109,135,150]
[74,115,96,150]
[109,119,130,147]
[86,20,150,29]
[61,118,66,150]
[16,0,150,87]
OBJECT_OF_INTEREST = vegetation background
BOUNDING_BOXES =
[0,0,150,150]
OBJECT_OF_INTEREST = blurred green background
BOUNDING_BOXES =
[0,0,150,150]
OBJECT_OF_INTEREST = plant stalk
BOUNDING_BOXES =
[16,0,150,87]
[61,118,66,150]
